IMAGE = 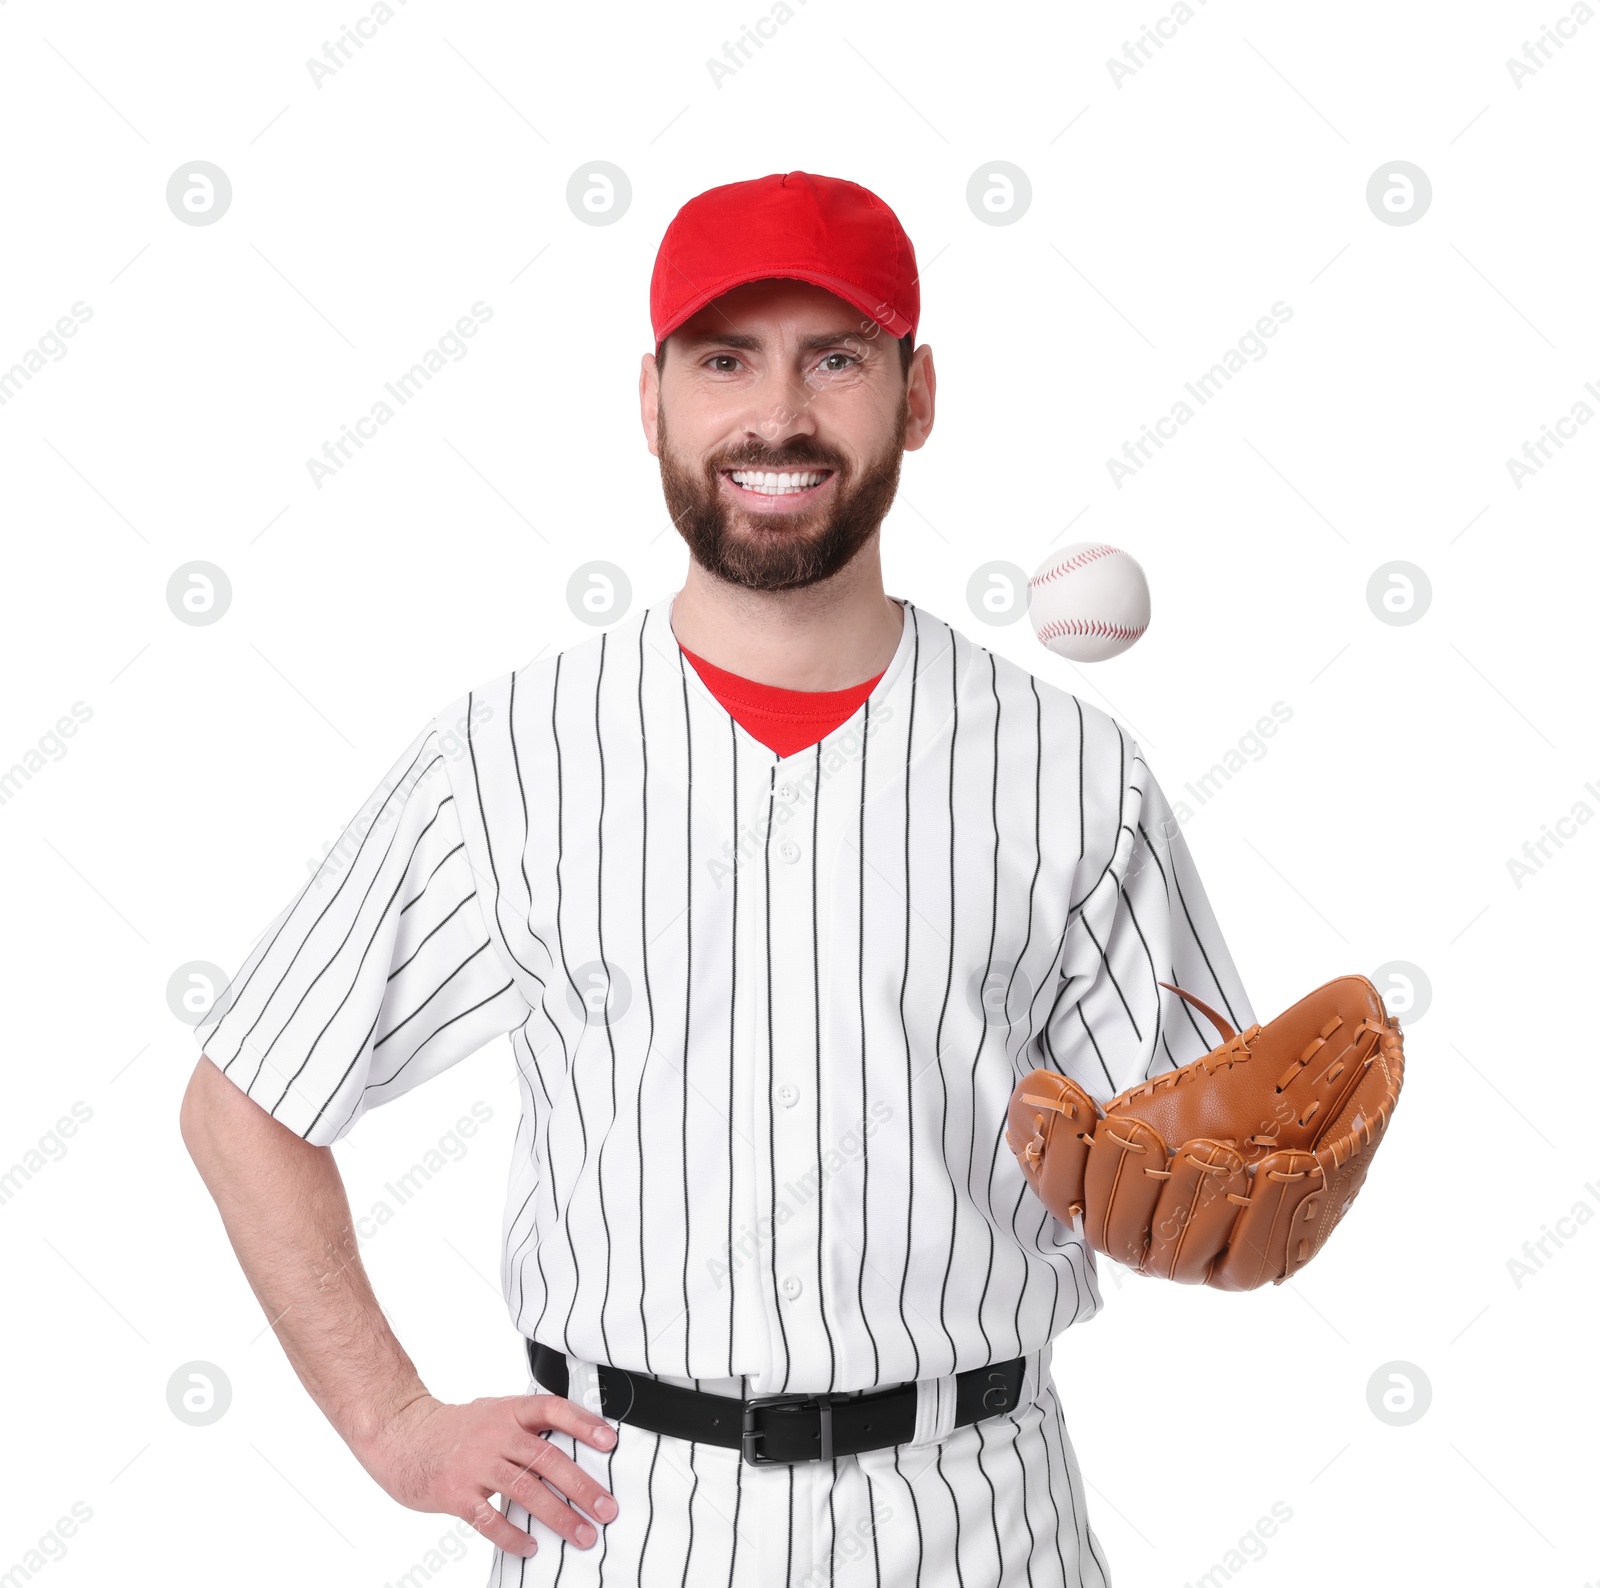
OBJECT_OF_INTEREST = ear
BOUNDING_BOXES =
[901,345,937,452]
[639,351,661,457]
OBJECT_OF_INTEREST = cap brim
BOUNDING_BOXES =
[655,268,913,344]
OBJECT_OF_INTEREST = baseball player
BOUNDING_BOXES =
[182,171,1256,1587]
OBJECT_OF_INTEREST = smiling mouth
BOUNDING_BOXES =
[721,467,834,500]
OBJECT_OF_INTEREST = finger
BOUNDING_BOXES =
[505,1425,620,1517]
[504,1431,619,1523]
[458,1492,540,1560]
[514,1391,618,1452]
[493,1456,604,1549]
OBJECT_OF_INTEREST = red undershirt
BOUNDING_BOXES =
[678,644,885,758]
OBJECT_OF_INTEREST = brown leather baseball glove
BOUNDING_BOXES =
[1006,974,1404,1290]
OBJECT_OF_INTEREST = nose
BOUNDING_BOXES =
[741,362,819,449]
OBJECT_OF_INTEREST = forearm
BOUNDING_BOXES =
[179,1055,425,1451]
[179,1056,617,1556]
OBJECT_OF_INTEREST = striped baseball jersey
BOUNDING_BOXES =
[193,591,1255,1398]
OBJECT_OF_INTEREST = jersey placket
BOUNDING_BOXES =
[749,754,832,1394]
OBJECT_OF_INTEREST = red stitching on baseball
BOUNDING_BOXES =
[1036,618,1146,643]
[1029,544,1124,588]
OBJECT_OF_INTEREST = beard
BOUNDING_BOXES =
[656,393,909,592]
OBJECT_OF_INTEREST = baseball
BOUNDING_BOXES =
[1027,542,1151,662]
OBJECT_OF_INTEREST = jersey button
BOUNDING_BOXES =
[776,1083,799,1107]
[780,1275,803,1300]
[776,782,798,803]
[778,839,801,864]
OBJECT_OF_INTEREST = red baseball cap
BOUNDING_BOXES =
[649,171,920,348]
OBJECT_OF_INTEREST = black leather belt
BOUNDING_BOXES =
[526,1339,1026,1466]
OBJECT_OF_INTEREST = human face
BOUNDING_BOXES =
[640,279,934,593]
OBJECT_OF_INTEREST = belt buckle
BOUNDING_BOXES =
[740,1390,845,1466]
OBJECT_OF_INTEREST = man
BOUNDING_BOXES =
[181,171,1255,1586]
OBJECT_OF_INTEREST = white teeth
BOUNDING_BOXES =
[729,469,827,495]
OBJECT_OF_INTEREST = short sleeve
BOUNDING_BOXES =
[1041,723,1256,1104]
[194,718,534,1145]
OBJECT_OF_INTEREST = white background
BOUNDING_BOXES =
[1,1,1595,1584]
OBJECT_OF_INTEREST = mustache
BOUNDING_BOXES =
[708,446,842,472]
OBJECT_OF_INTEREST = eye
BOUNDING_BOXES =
[817,351,859,373]
[706,354,741,373]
